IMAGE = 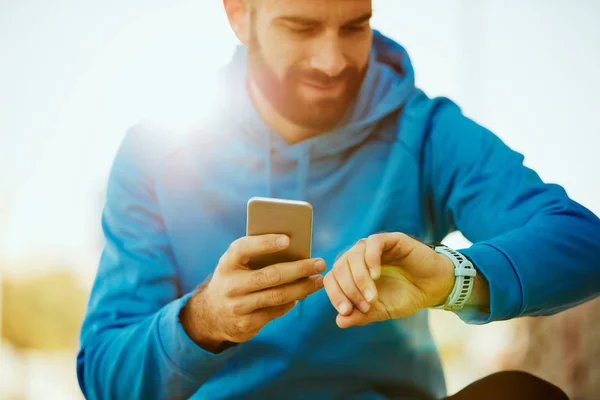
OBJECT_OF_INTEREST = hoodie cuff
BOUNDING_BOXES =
[158,293,239,379]
[454,243,524,324]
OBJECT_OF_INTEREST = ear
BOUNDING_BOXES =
[223,0,251,45]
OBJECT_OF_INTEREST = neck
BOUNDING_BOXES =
[247,77,320,144]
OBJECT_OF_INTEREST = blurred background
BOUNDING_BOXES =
[1,0,599,399]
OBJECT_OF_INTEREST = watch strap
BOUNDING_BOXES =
[429,244,477,311]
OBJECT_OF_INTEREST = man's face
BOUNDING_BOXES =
[245,0,373,131]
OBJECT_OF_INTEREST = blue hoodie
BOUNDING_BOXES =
[77,31,600,399]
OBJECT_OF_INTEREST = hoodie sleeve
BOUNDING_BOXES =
[77,125,238,400]
[423,99,600,324]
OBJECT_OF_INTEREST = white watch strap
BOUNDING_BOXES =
[431,245,477,311]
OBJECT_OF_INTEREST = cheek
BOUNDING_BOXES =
[260,32,306,80]
[346,34,372,70]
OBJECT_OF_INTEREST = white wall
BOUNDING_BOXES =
[469,1,600,211]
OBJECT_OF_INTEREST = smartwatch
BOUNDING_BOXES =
[428,243,477,311]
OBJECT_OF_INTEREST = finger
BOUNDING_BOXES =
[365,232,409,278]
[323,269,353,316]
[252,301,298,327]
[244,258,326,293]
[333,256,371,314]
[347,242,378,305]
[243,275,324,313]
[364,235,383,280]
[336,307,378,329]
[222,234,290,269]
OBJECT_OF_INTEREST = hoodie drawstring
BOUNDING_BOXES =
[296,143,311,201]
[265,135,273,197]
[295,143,312,316]
[264,138,312,317]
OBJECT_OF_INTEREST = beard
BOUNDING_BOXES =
[247,28,368,132]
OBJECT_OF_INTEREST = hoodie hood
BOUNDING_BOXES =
[217,30,416,161]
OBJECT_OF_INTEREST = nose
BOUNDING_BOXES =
[309,32,348,78]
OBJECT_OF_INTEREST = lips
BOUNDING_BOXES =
[302,79,345,92]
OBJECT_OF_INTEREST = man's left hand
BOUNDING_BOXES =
[323,232,456,328]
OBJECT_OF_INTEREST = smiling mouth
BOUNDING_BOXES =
[302,79,345,93]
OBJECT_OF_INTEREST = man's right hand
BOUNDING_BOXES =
[181,234,326,353]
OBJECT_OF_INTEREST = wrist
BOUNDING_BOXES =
[431,253,456,307]
[465,272,490,311]
[180,287,227,353]
[428,244,477,311]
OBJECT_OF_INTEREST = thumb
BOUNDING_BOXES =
[365,233,416,278]
[364,234,398,280]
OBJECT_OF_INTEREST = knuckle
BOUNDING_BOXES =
[228,240,241,256]
[271,288,287,305]
[224,323,241,341]
[368,233,383,245]
[355,238,367,248]
[343,284,360,299]
[230,300,245,316]
[256,291,273,310]
[254,294,269,310]
[302,260,315,276]
[332,261,342,273]
[354,274,369,288]
[222,330,235,342]
[348,290,360,300]
[251,271,268,289]
[350,248,363,259]
[393,232,407,241]
[265,268,282,286]
[223,284,236,298]
[333,262,346,276]
[242,330,260,342]
[234,316,252,333]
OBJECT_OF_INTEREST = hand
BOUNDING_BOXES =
[323,232,455,328]
[181,234,326,352]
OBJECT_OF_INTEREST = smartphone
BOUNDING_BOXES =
[246,197,313,270]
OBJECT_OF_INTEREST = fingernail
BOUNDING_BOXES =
[359,301,371,313]
[315,276,324,288]
[364,289,375,303]
[276,236,289,248]
[339,302,352,315]
[369,269,378,279]
[314,259,326,273]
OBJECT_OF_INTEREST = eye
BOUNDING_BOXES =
[342,25,368,34]
[287,25,317,36]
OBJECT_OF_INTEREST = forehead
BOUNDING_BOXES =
[257,0,372,22]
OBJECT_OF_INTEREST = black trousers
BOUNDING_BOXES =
[376,371,569,400]
[445,371,569,400]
